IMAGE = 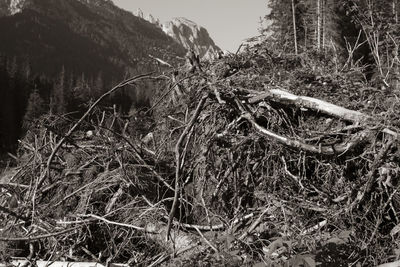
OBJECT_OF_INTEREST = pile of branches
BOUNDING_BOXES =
[1,44,400,266]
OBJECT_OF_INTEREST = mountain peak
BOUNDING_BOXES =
[136,14,222,60]
[136,7,143,18]
[170,17,198,27]
[0,0,185,76]
[9,0,26,15]
[162,17,221,60]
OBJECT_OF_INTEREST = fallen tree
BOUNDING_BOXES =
[247,88,369,123]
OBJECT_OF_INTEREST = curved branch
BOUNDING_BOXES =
[236,98,371,155]
[242,112,370,155]
[37,72,154,189]
[0,226,80,242]
[166,93,209,240]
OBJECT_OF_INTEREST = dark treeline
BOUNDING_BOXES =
[0,55,153,153]
[265,0,400,86]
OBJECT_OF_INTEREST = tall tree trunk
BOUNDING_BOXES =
[292,0,298,55]
[394,0,399,91]
[316,0,321,51]
[322,0,326,51]
[304,17,308,50]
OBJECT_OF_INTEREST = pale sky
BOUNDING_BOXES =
[113,0,269,52]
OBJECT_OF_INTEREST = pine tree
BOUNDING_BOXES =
[76,72,90,102]
[292,0,299,54]
[22,88,45,129]
[94,71,104,98]
[50,66,67,114]
[264,0,294,52]
[4,57,19,151]
[265,0,342,54]
[342,0,400,86]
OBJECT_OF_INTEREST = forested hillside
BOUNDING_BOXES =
[0,0,186,153]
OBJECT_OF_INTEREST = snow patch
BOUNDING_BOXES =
[9,0,25,15]
[162,17,221,60]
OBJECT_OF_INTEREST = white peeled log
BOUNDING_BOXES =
[377,260,400,267]
[234,92,392,156]
[248,88,370,123]
[0,261,124,267]
[244,87,398,139]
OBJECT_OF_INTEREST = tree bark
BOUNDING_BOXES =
[304,18,308,49]
[234,98,372,156]
[317,0,321,51]
[292,0,298,55]
[241,112,371,155]
[322,0,326,51]
[247,88,369,123]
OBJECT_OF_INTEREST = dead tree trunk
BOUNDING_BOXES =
[292,0,298,55]
[316,0,321,51]
[247,88,369,123]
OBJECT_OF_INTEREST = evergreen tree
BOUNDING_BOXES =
[76,72,90,102]
[22,88,45,129]
[265,0,342,54]
[94,71,104,98]
[3,57,19,151]
[50,66,67,114]
[264,0,294,52]
[342,0,400,86]
[21,58,32,81]
[0,56,32,151]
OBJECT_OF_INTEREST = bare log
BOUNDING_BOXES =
[247,88,369,123]
[245,88,399,139]
[1,261,120,267]
[378,260,400,267]
[236,99,371,155]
